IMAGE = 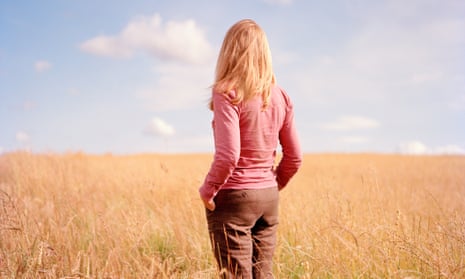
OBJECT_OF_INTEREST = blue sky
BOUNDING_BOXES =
[1,0,464,154]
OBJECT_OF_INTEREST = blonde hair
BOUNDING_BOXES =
[210,19,276,110]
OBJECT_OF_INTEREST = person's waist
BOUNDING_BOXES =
[224,169,276,188]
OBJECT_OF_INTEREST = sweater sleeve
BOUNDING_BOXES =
[199,92,240,201]
[276,91,302,189]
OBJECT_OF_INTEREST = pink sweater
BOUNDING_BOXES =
[199,85,302,201]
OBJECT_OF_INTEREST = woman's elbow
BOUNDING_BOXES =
[215,151,239,170]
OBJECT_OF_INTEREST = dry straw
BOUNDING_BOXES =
[0,152,464,278]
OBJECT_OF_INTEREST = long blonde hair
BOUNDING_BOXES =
[210,19,276,110]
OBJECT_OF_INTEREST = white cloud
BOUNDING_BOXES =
[80,13,213,64]
[0,146,3,154]
[80,37,132,58]
[288,11,464,154]
[148,134,213,153]
[339,136,370,144]
[138,62,213,111]
[397,141,465,155]
[410,71,444,85]
[68,88,81,96]
[16,131,30,143]
[273,49,298,66]
[321,116,379,131]
[398,141,430,155]
[81,13,216,111]
[292,9,465,107]
[349,15,464,89]
[261,0,293,5]
[448,93,465,111]
[144,117,175,137]
[434,145,465,155]
[34,60,52,72]
[22,101,36,111]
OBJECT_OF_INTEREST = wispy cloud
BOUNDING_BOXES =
[80,14,213,64]
[397,141,430,155]
[434,144,465,155]
[68,88,81,96]
[261,0,293,5]
[410,71,444,85]
[80,37,131,58]
[448,93,465,111]
[292,6,465,106]
[22,101,36,111]
[34,60,52,72]
[143,117,175,137]
[397,141,465,155]
[321,116,379,131]
[339,136,370,144]
[138,62,213,111]
[16,131,30,143]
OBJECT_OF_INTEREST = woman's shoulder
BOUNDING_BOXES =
[211,89,240,112]
[271,84,293,106]
[213,87,237,97]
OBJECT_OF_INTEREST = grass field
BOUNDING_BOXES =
[0,152,464,278]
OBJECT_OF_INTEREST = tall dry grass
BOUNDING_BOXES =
[0,152,464,278]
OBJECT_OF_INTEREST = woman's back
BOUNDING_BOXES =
[217,84,300,190]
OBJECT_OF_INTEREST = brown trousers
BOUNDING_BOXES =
[206,187,279,279]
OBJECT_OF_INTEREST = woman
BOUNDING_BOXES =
[199,19,302,278]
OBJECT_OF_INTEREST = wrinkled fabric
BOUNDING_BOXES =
[207,187,279,279]
[199,85,302,201]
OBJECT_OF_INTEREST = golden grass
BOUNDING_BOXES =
[0,152,464,278]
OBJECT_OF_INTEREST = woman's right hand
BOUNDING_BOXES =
[201,196,216,211]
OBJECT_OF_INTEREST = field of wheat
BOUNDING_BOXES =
[0,152,464,278]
